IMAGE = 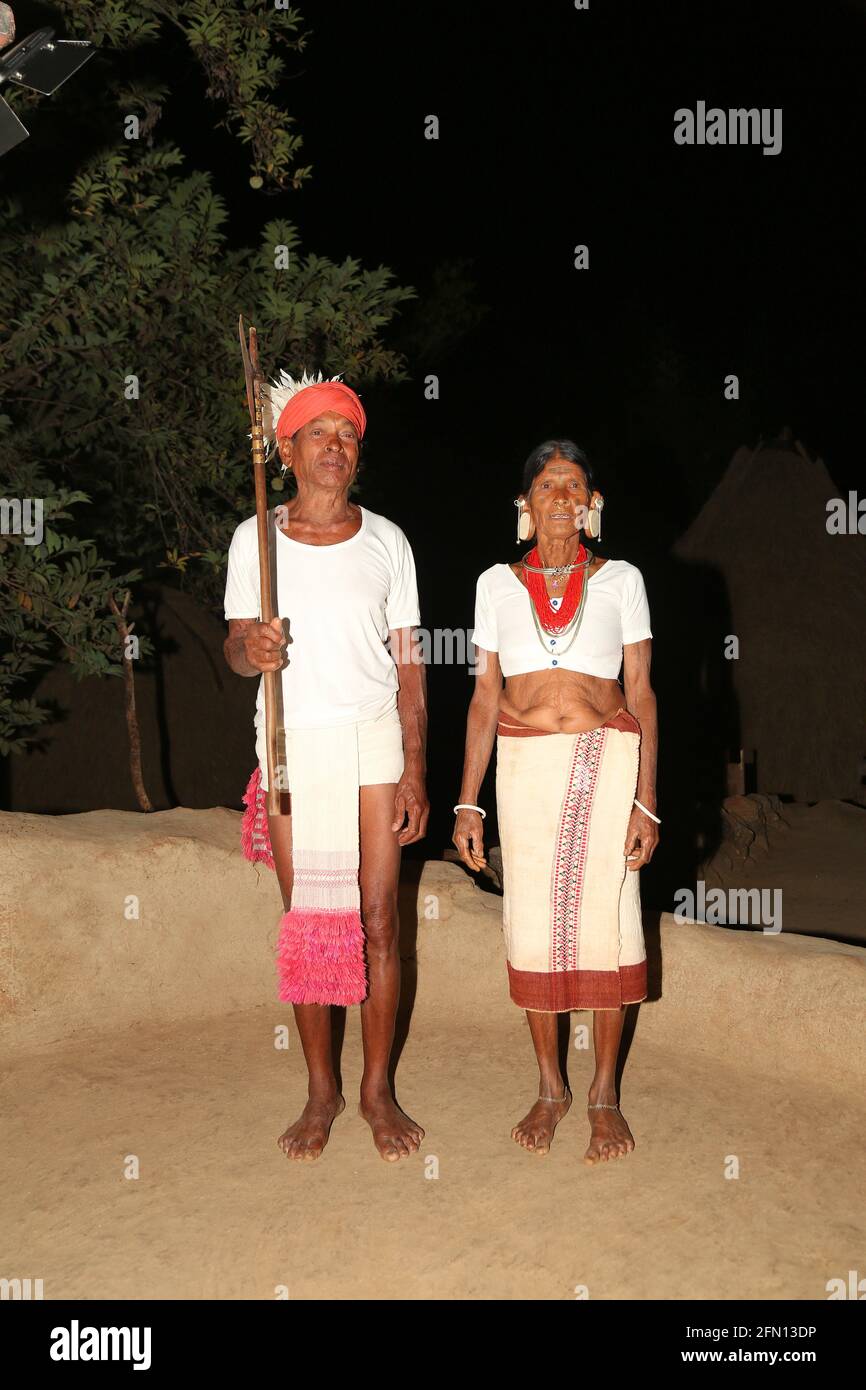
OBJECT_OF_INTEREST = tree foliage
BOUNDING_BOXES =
[0,145,413,590]
[0,2,414,755]
[53,0,313,191]
[0,449,148,754]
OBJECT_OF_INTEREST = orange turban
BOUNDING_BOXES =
[275,380,367,443]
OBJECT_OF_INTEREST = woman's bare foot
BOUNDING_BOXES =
[277,1092,345,1160]
[584,1095,634,1164]
[359,1088,424,1161]
[511,1088,572,1155]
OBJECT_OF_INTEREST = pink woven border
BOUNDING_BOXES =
[549,728,605,972]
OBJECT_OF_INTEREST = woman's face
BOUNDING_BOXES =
[522,456,600,539]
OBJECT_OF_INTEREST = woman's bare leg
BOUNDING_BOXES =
[511,1010,572,1155]
[585,1006,635,1164]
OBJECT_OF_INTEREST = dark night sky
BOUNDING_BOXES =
[16,0,861,514]
[157,0,866,511]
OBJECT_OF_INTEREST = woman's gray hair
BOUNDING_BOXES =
[522,439,595,495]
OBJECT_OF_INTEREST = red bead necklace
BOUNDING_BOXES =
[522,543,591,634]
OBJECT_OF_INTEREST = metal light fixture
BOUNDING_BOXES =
[0,26,95,158]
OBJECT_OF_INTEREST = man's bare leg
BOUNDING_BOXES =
[511,1010,571,1155]
[268,803,345,1160]
[585,1006,635,1164]
[357,783,424,1161]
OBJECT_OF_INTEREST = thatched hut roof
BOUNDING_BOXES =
[674,440,866,803]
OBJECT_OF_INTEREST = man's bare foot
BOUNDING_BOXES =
[277,1093,345,1160]
[584,1096,634,1164]
[359,1090,424,1162]
[511,1088,572,1155]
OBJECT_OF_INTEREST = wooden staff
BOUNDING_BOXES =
[238,314,282,814]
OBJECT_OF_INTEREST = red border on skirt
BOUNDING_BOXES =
[507,959,647,1012]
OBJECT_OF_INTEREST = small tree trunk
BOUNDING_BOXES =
[109,591,153,812]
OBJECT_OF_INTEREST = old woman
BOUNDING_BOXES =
[453,440,659,1164]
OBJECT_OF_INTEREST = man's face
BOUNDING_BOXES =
[278,411,360,489]
[524,456,598,535]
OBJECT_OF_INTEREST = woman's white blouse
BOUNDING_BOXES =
[471,558,652,678]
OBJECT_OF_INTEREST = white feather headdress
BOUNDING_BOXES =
[261,368,345,459]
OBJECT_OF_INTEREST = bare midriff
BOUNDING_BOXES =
[499,557,624,733]
[500,669,625,734]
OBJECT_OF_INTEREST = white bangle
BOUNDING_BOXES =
[634,798,661,824]
[454,803,486,819]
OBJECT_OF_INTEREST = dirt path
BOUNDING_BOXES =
[2,1006,861,1301]
[2,817,863,1301]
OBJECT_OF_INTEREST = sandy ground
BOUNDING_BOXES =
[2,1003,863,1301]
[2,811,864,1301]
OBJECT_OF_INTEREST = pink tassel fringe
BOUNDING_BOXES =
[276,909,368,1006]
[240,766,275,871]
[240,769,367,1006]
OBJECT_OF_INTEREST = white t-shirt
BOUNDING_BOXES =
[471,558,652,679]
[223,506,421,729]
